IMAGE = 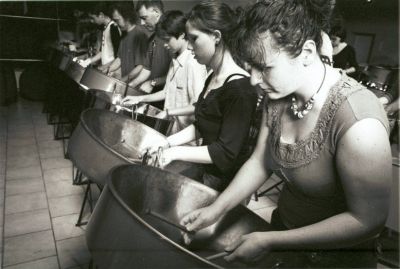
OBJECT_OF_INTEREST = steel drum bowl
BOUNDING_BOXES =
[86,164,290,269]
[58,53,71,71]
[132,103,174,136]
[79,67,144,97]
[64,60,86,84]
[67,108,168,187]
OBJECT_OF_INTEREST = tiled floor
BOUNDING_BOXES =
[0,98,280,269]
[1,98,395,269]
[1,99,90,269]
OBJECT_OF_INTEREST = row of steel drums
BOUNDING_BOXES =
[46,47,287,268]
[72,111,290,268]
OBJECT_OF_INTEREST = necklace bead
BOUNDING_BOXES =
[289,64,326,119]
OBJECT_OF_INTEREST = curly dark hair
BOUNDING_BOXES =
[233,0,333,71]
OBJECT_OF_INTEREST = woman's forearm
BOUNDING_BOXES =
[167,124,197,146]
[265,211,382,251]
[169,146,212,163]
[168,105,195,116]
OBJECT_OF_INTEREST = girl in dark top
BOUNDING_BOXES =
[181,0,391,268]
[330,26,359,78]
[154,1,258,192]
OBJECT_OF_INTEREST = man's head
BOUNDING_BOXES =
[156,10,187,55]
[88,2,112,26]
[111,2,137,31]
[136,1,164,32]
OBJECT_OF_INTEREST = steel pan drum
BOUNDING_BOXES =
[65,60,86,84]
[133,104,174,135]
[86,164,292,269]
[58,53,71,71]
[79,68,144,96]
[67,108,168,187]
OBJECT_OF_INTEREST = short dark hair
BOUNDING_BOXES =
[156,10,186,39]
[330,25,347,41]
[88,2,113,18]
[233,0,332,71]
[112,2,137,25]
[136,0,164,13]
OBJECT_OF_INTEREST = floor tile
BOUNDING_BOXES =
[43,167,73,183]
[7,125,34,134]
[0,204,4,225]
[3,230,56,266]
[0,173,5,189]
[48,194,83,218]
[39,146,65,159]
[7,137,36,148]
[52,214,85,241]
[7,154,41,169]
[36,131,55,142]
[4,209,51,237]
[0,186,4,206]
[4,256,59,269]
[7,130,35,139]
[247,195,277,211]
[252,206,277,223]
[41,157,72,171]
[45,179,83,198]
[5,192,47,214]
[6,177,45,196]
[6,165,42,180]
[38,140,63,150]
[56,236,91,269]
[6,144,37,158]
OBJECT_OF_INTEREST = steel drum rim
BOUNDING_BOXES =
[79,108,168,164]
[83,68,146,95]
[106,164,224,269]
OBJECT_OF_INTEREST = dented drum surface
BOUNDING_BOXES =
[86,164,295,269]
[67,109,168,187]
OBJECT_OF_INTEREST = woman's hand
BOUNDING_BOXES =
[180,205,222,233]
[224,232,271,263]
[122,96,143,106]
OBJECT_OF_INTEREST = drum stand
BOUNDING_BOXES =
[72,167,99,227]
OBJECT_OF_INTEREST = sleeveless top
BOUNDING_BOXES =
[264,73,389,229]
[101,21,120,65]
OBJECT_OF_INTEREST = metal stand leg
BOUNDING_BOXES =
[76,181,92,227]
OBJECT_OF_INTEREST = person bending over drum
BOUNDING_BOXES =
[122,11,208,134]
[151,1,258,192]
[181,1,392,268]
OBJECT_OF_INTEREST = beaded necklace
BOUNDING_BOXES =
[290,64,326,119]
